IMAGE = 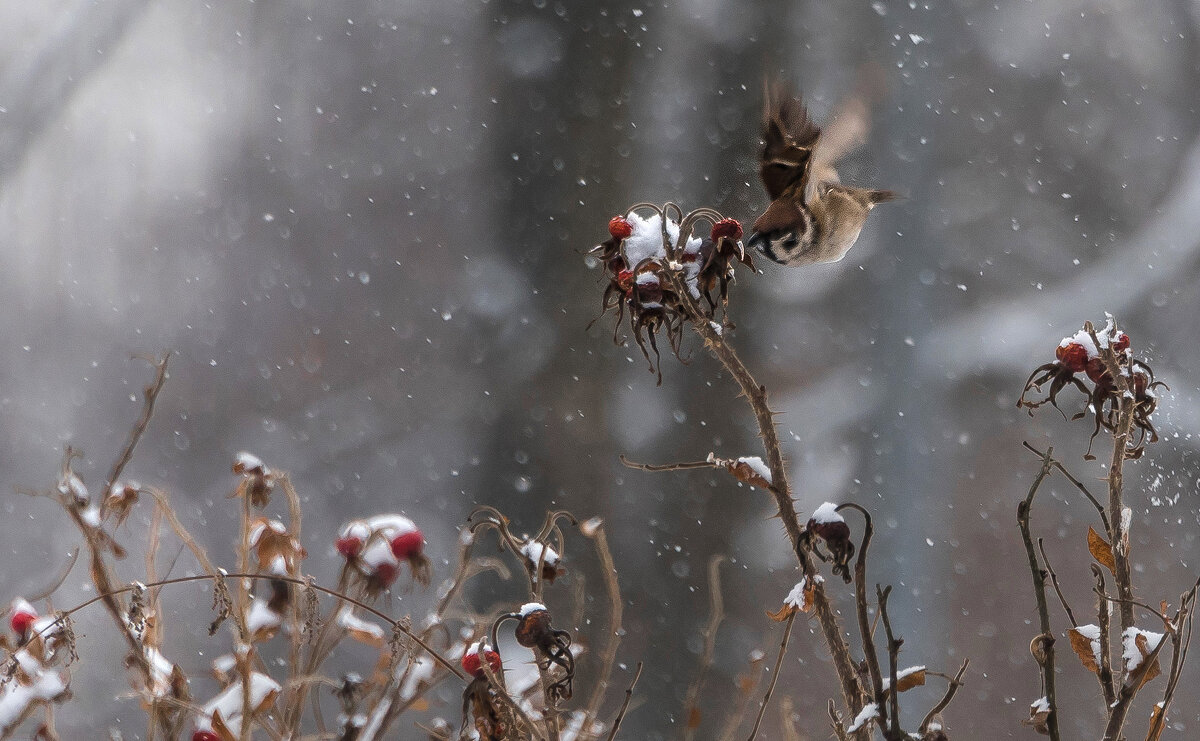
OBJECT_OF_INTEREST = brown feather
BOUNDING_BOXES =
[759,82,821,200]
[751,194,805,235]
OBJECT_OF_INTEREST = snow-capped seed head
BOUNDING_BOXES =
[232,451,266,476]
[335,535,363,558]
[608,216,633,240]
[1055,342,1089,374]
[461,643,503,678]
[515,606,553,649]
[192,732,220,741]
[390,530,425,560]
[711,218,743,242]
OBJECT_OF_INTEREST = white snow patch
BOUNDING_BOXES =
[736,456,772,484]
[520,602,548,617]
[520,542,559,567]
[881,665,925,691]
[247,598,282,637]
[197,672,281,732]
[338,608,385,642]
[811,502,844,525]
[846,702,878,733]
[1123,627,1165,673]
[1074,624,1103,668]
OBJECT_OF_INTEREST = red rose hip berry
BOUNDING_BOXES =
[1055,342,1089,374]
[608,216,633,240]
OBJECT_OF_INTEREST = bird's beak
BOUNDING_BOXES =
[746,232,767,252]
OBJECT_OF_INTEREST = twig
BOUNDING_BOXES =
[716,652,766,741]
[1091,565,1116,708]
[746,611,796,741]
[918,659,969,735]
[582,520,624,731]
[618,456,715,472]
[1016,445,1060,741]
[604,662,643,741]
[1037,539,1077,626]
[839,502,886,727]
[101,353,169,513]
[683,555,725,741]
[1148,581,1199,740]
[876,585,902,740]
[1106,398,1137,636]
[1021,441,1110,531]
[29,572,466,681]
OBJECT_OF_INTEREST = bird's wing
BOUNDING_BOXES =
[759,82,821,201]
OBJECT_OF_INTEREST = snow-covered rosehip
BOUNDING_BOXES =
[371,562,398,589]
[711,218,743,242]
[461,645,503,678]
[335,535,363,558]
[608,216,633,240]
[192,731,220,741]
[9,601,37,638]
[1112,332,1130,353]
[390,530,424,560]
[1054,342,1089,374]
[513,603,575,700]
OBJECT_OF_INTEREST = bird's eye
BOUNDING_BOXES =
[782,235,799,250]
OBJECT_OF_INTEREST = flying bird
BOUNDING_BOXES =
[748,81,897,267]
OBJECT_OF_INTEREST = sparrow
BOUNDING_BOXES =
[748,81,897,267]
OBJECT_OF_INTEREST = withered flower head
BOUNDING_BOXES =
[589,206,753,384]
[513,603,575,701]
[1018,318,1166,459]
[805,502,855,583]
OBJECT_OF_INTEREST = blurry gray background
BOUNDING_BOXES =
[2,0,1199,738]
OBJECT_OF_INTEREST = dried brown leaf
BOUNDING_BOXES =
[1088,526,1116,574]
[1132,632,1162,687]
[893,668,926,693]
[1146,702,1166,741]
[1067,627,1101,675]
[765,603,796,622]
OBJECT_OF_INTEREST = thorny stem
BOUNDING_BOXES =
[649,208,865,729]
[1107,398,1137,635]
[1016,445,1060,741]
[1091,565,1116,708]
[1037,538,1077,627]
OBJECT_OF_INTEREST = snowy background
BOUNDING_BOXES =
[2,0,1199,737]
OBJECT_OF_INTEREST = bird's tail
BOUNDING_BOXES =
[867,189,902,206]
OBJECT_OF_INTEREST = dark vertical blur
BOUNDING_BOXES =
[1,0,1198,737]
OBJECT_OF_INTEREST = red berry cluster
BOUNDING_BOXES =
[1020,322,1164,459]
[590,211,752,383]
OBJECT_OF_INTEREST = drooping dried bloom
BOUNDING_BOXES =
[805,502,855,583]
[335,514,432,597]
[514,603,574,701]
